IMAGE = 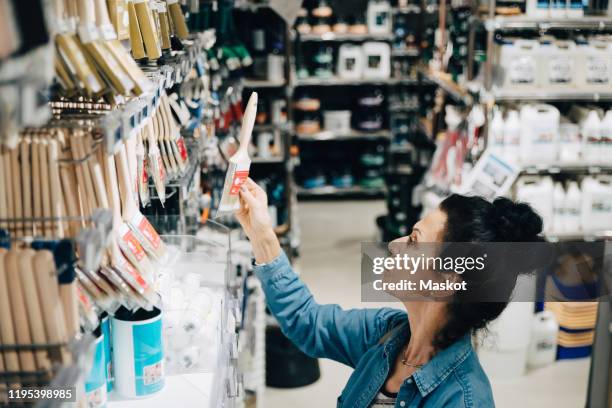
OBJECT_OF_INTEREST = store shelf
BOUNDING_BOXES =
[297,32,394,42]
[392,5,423,14]
[297,129,392,141]
[484,16,612,31]
[521,163,612,175]
[296,77,418,86]
[242,79,286,88]
[545,230,612,242]
[491,88,612,102]
[253,123,292,132]
[391,48,420,57]
[297,185,387,197]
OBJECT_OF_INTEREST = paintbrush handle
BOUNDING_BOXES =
[237,92,258,153]
[115,144,138,218]
[33,250,71,364]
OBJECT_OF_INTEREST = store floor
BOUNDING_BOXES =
[263,200,591,408]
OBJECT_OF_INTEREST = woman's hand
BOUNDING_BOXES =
[236,178,281,264]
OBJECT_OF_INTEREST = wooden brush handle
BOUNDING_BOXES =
[0,148,9,230]
[31,139,43,235]
[20,138,32,236]
[39,138,52,238]
[106,154,123,228]
[33,250,71,364]
[115,144,138,218]
[0,249,20,387]
[47,138,66,238]
[5,250,36,372]
[19,249,52,372]
[76,0,96,25]
[59,280,79,340]
[70,133,92,218]
[4,148,15,235]
[10,147,23,238]
[237,92,258,151]
[57,132,82,236]
[93,0,113,29]
[82,135,109,209]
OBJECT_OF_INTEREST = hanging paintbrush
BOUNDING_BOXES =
[4,250,37,374]
[33,250,71,364]
[146,120,167,205]
[0,249,20,389]
[18,249,52,373]
[70,132,95,218]
[116,144,166,260]
[152,107,173,180]
[111,147,155,277]
[127,0,147,60]
[75,0,135,96]
[57,130,84,237]
[0,147,7,233]
[55,0,106,98]
[166,0,189,40]
[158,1,172,52]
[133,0,162,61]
[157,108,178,180]
[31,137,43,236]
[39,137,54,238]
[20,136,33,237]
[10,145,23,238]
[161,94,188,172]
[136,131,150,207]
[47,137,66,238]
[93,0,153,95]
[105,152,156,304]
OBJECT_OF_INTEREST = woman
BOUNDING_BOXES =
[236,178,543,408]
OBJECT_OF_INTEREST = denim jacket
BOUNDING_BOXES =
[254,251,495,408]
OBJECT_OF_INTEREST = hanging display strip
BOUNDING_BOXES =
[0,1,253,406]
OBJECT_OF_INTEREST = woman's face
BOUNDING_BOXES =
[383,209,457,301]
[394,209,447,245]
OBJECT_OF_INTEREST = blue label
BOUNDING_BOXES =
[133,317,164,396]
[101,318,113,392]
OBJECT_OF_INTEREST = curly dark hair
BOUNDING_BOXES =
[433,194,544,351]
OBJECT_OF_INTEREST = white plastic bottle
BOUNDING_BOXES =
[367,0,392,34]
[581,176,612,232]
[519,104,560,165]
[600,110,612,165]
[553,182,566,233]
[582,110,601,165]
[565,181,582,232]
[516,176,554,232]
[527,311,559,369]
[526,0,550,18]
[489,108,505,157]
[504,110,521,164]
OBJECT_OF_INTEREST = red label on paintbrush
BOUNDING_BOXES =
[118,256,148,289]
[121,228,146,261]
[137,215,162,249]
[230,170,249,195]
[176,137,188,162]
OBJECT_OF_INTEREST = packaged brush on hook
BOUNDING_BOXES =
[216,92,257,215]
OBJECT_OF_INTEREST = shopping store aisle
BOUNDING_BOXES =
[263,201,591,408]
